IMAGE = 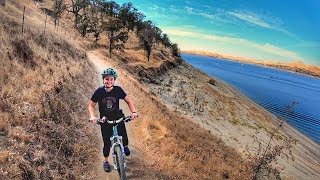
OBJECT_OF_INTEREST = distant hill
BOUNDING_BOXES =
[183,50,320,78]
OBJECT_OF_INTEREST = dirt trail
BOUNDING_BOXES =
[86,50,146,180]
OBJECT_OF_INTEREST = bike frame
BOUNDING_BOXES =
[110,123,126,170]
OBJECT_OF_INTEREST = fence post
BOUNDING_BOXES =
[44,14,47,35]
[22,6,25,34]
[57,19,60,31]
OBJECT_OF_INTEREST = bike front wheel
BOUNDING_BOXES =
[115,145,127,180]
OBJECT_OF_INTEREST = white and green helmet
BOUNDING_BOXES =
[102,68,117,79]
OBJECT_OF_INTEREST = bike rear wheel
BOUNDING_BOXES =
[115,145,127,180]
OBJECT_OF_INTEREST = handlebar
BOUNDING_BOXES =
[96,116,132,125]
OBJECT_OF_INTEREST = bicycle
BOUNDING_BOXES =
[97,116,131,180]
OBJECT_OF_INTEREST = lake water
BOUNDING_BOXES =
[182,54,320,143]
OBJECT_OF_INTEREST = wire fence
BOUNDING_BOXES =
[20,6,70,37]
[2,0,77,41]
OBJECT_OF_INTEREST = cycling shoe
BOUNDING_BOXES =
[124,146,130,156]
[103,161,111,172]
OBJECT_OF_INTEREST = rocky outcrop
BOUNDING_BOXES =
[129,58,182,84]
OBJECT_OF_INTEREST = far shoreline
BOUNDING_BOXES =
[182,50,320,79]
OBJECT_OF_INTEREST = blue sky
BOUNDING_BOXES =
[116,0,320,66]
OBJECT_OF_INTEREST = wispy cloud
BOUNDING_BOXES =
[228,11,273,29]
[183,6,225,22]
[167,5,226,23]
[184,0,193,5]
[172,6,296,38]
[170,6,296,38]
[149,4,167,11]
[163,27,302,60]
[252,43,301,59]
[292,41,320,48]
[228,10,296,38]
[140,4,177,21]
[142,3,299,45]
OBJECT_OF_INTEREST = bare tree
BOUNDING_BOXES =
[154,26,162,45]
[52,0,65,27]
[251,102,297,179]
[118,2,145,33]
[138,21,157,61]
[78,11,89,37]
[161,33,171,48]
[103,17,128,58]
[98,0,119,17]
[171,43,181,58]
[87,7,105,47]
[66,0,89,28]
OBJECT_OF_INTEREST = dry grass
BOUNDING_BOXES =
[0,1,100,179]
[127,85,253,179]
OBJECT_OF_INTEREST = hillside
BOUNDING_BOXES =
[0,1,100,179]
[1,1,319,180]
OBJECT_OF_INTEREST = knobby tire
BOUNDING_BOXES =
[115,145,126,180]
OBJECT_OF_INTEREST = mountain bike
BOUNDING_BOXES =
[97,116,131,180]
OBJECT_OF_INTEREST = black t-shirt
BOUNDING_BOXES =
[91,86,126,119]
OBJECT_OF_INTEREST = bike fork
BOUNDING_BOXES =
[110,136,126,170]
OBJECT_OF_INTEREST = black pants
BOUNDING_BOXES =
[100,122,128,157]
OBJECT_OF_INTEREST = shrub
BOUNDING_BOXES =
[208,78,217,86]
[11,38,37,68]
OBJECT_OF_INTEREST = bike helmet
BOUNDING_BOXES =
[102,68,117,79]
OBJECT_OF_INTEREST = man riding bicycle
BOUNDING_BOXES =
[88,68,139,172]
